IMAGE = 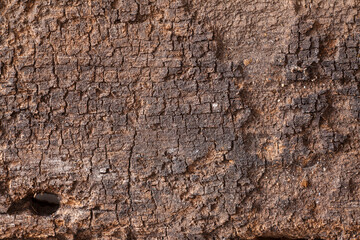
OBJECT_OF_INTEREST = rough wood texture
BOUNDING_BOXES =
[0,0,360,239]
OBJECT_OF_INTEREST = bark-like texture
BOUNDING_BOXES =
[0,0,360,239]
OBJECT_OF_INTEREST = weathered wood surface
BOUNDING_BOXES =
[0,0,360,239]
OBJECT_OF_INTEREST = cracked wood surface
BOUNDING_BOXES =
[0,0,360,239]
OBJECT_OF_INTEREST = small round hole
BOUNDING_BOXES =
[31,192,60,216]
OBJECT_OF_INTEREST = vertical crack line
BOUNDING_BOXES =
[52,218,57,237]
[115,202,120,225]
[38,153,43,175]
[127,129,137,228]
[105,144,111,170]
[89,209,93,229]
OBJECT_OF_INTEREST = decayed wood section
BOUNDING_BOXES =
[0,0,360,239]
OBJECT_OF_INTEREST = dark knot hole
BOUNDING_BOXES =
[30,192,60,216]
